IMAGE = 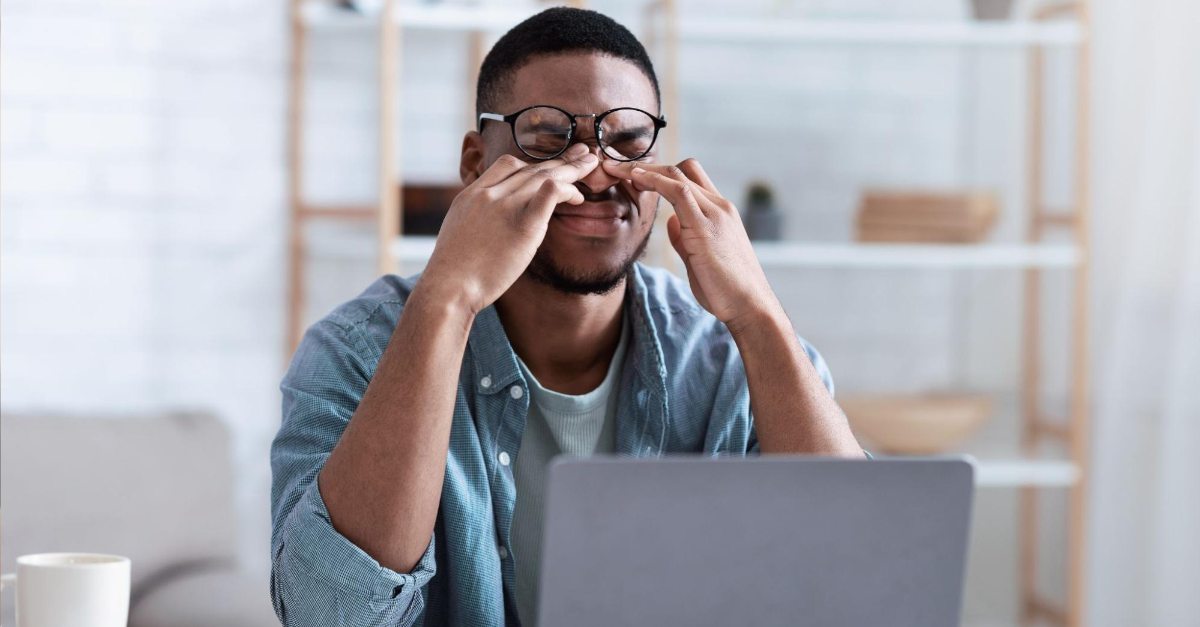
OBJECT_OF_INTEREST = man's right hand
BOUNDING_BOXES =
[420,142,600,316]
[312,142,600,579]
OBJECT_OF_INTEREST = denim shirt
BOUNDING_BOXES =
[270,263,836,627]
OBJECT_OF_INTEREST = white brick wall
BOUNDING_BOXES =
[1,0,289,569]
[3,0,1073,619]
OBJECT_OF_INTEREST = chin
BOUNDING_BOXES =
[527,233,650,297]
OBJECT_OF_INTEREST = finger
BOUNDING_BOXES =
[675,158,719,194]
[667,211,685,256]
[601,158,661,180]
[603,158,722,202]
[473,143,590,190]
[656,161,725,205]
[601,159,704,187]
[473,153,530,188]
[668,214,709,309]
[496,153,599,202]
[629,166,711,227]
[522,176,584,229]
[491,145,597,197]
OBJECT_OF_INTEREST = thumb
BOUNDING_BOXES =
[524,178,581,229]
[667,212,709,310]
[667,212,685,258]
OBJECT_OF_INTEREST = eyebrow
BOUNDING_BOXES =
[604,127,653,142]
[523,122,571,134]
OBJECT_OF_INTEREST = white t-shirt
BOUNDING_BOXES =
[510,313,630,626]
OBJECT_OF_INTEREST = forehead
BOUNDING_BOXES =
[503,52,658,115]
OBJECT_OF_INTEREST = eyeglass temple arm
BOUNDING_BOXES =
[478,112,505,133]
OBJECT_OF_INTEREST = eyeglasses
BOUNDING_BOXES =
[478,105,667,162]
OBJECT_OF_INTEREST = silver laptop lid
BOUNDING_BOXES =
[537,456,974,627]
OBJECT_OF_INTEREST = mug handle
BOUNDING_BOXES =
[1,574,14,627]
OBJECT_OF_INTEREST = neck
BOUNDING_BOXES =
[495,272,627,395]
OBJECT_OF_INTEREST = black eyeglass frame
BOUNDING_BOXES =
[478,105,668,162]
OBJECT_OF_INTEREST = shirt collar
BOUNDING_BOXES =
[467,303,522,396]
[467,263,669,401]
[624,263,670,402]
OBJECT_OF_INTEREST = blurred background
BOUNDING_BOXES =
[1,0,1196,625]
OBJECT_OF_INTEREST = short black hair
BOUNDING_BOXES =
[475,7,661,117]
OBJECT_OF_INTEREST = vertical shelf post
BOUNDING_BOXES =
[1020,3,1090,627]
[662,0,679,165]
[1019,24,1046,627]
[641,0,682,271]
[1065,3,1092,625]
[286,0,309,357]
[380,0,401,277]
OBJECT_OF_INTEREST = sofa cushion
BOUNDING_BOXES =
[129,569,279,627]
[1,413,238,621]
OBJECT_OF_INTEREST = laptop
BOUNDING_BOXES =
[536,456,974,627]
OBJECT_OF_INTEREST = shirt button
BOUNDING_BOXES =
[498,545,508,560]
[481,375,492,389]
[510,385,524,399]
[498,451,511,466]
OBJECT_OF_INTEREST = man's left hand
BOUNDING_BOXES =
[603,158,782,335]
[605,158,865,457]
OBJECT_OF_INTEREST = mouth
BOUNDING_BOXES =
[551,200,631,237]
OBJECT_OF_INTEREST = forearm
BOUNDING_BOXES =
[317,281,474,573]
[730,305,863,457]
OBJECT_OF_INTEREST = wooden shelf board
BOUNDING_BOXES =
[675,18,1084,46]
[301,3,1083,46]
[301,1,548,32]
[391,234,439,262]
[381,238,1080,269]
[861,454,1077,488]
[971,458,1079,488]
[753,242,1080,268]
[298,204,377,220]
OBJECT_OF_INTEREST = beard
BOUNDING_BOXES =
[525,221,655,296]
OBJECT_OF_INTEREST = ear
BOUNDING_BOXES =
[460,131,487,186]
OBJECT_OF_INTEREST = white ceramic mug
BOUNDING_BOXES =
[0,553,130,627]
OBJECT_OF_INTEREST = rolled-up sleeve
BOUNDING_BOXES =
[270,319,437,626]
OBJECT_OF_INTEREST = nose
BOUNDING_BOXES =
[571,141,620,196]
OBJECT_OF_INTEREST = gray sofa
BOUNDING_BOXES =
[1,413,278,626]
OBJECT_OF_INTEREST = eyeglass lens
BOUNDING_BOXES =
[512,107,656,161]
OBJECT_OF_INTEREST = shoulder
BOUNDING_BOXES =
[304,273,419,366]
[321,274,416,330]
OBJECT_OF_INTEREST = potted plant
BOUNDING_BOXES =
[970,0,1016,20]
[743,181,782,241]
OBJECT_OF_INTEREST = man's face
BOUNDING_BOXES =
[478,53,661,295]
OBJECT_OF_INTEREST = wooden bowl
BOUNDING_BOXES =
[839,394,993,455]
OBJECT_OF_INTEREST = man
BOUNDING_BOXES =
[271,7,865,627]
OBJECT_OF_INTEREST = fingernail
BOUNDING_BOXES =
[567,143,588,155]
[632,167,646,175]
[581,152,597,161]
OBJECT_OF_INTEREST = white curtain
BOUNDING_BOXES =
[1088,0,1200,625]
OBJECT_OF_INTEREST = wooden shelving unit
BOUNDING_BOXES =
[285,0,570,352]
[286,2,1091,625]
[640,2,1093,626]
